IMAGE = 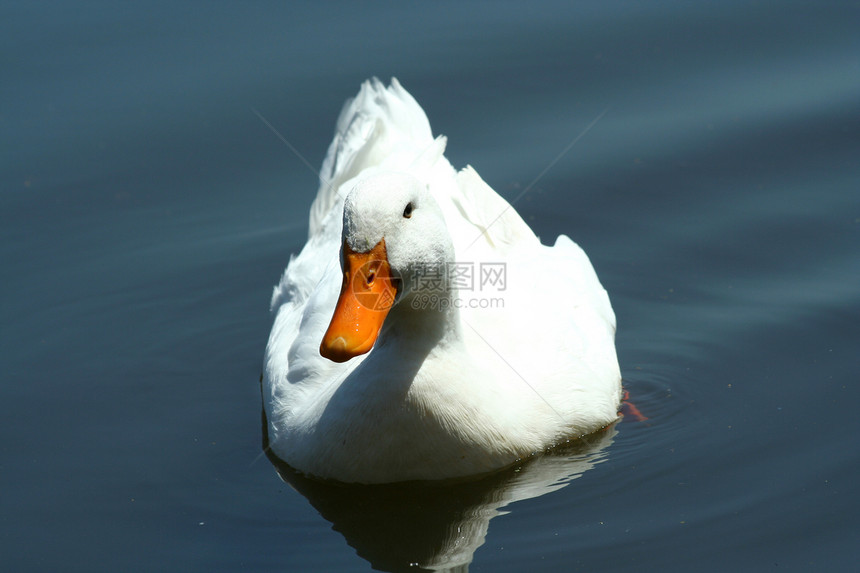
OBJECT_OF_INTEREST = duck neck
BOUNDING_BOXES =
[376,287,463,359]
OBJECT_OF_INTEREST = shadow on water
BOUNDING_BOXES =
[262,408,617,572]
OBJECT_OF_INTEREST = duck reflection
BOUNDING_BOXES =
[263,418,617,572]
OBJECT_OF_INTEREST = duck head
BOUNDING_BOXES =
[320,172,454,363]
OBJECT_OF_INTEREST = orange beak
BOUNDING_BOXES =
[320,238,397,362]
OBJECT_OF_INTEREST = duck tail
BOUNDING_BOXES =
[308,78,434,237]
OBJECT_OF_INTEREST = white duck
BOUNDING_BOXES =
[262,78,621,484]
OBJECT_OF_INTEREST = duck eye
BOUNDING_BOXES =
[403,202,413,218]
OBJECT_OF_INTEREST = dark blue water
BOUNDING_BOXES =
[3,2,858,571]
